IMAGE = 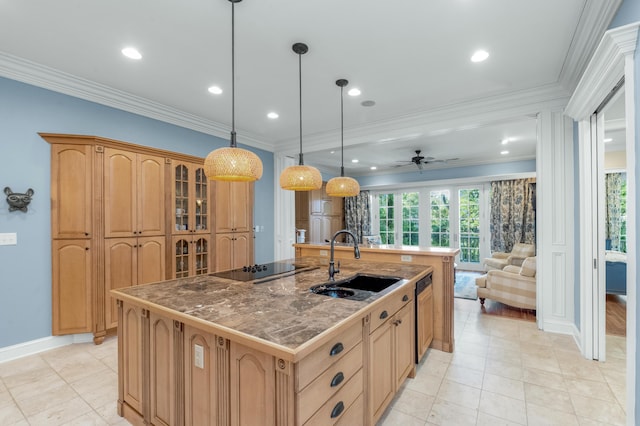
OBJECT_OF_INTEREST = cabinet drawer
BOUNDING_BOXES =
[369,287,413,331]
[298,320,362,390]
[303,369,363,426]
[298,343,363,423]
[335,393,364,426]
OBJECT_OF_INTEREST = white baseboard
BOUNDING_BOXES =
[571,323,583,355]
[542,318,576,335]
[0,334,94,364]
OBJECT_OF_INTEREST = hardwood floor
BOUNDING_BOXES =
[606,294,627,336]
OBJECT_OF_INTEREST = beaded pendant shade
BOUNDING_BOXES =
[204,0,263,182]
[326,79,360,197]
[279,42,322,191]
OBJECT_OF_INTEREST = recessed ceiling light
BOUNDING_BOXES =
[330,150,335,154]
[351,159,359,163]
[370,166,377,170]
[208,86,223,95]
[604,138,613,142]
[501,138,510,145]
[471,50,489,63]
[500,150,509,155]
[121,47,142,60]
[267,112,279,119]
[348,88,361,96]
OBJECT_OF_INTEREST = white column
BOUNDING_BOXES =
[274,155,296,261]
[536,109,575,333]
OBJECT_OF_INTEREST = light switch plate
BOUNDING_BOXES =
[0,233,17,245]
[194,344,204,369]
[319,250,328,257]
[401,255,412,262]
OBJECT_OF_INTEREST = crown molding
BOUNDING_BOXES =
[276,83,571,155]
[558,0,623,93]
[565,22,640,119]
[0,52,275,152]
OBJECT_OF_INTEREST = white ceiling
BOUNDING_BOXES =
[0,0,621,176]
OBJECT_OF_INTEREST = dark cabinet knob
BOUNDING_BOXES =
[379,310,388,320]
[85,247,89,251]
[402,295,409,302]
[330,401,344,419]
[84,232,89,236]
[329,342,344,356]
[330,372,344,387]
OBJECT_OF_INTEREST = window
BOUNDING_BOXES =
[620,178,627,252]
[402,192,419,245]
[430,190,450,247]
[378,193,395,244]
[459,188,480,263]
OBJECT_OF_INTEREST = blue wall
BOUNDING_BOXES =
[357,159,535,188]
[0,76,274,348]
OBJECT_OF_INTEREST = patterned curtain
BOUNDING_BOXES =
[605,173,624,251]
[489,178,536,252]
[344,190,371,243]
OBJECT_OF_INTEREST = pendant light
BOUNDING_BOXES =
[279,43,322,191]
[326,79,360,197]
[204,0,263,182]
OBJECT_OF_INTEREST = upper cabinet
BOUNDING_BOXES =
[172,162,210,234]
[296,182,344,243]
[104,148,166,238]
[51,144,94,239]
[215,181,253,233]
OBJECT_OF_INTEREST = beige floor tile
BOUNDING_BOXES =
[392,386,435,420]
[95,401,129,425]
[10,373,78,417]
[421,357,450,378]
[524,383,574,414]
[478,390,526,425]
[457,332,491,347]
[436,380,481,410]
[70,369,118,409]
[455,340,489,357]
[0,356,54,389]
[526,402,579,425]
[43,351,110,384]
[565,377,616,402]
[519,328,553,347]
[489,336,521,352]
[0,400,28,425]
[523,367,567,391]
[444,365,484,389]
[377,408,426,426]
[576,416,614,425]
[485,359,523,381]
[598,355,626,373]
[476,411,523,426]
[67,410,111,425]
[427,398,477,426]
[482,373,524,400]
[405,373,443,397]
[424,348,454,363]
[449,352,486,372]
[26,395,93,426]
[522,354,562,374]
[570,393,626,425]
[608,381,626,411]
[558,358,606,382]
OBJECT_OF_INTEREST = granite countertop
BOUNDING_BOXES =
[294,242,460,255]
[111,257,431,359]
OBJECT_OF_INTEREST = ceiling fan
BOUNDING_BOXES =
[396,150,452,172]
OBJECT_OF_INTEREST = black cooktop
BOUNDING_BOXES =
[210,262,306,282]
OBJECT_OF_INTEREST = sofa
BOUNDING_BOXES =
[606,250,627,295]
[476,256,536,310]
[482,242,535,271]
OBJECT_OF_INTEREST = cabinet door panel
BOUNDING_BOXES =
[369,323,394,423]
[417,286,433,361]
[215,182,233,232]
[137,236,165,285]
[104,149,137,237]
[51,145,93,239]
[215,234,234,272]
[231,182,252,232]
[105,238,137,329]
[137,154,165,236]
[233,233,251,270]
[394,303,414,389]
[150,313,174,426]
[184,327,217,426]
[121,303,144,413]
[52,240,92,334]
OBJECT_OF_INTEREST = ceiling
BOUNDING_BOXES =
[0,0,621,176]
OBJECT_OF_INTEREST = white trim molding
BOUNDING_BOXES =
[273,154,296,261]
[0,334,93,364]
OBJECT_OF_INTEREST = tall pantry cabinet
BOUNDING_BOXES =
[44,133,247,344]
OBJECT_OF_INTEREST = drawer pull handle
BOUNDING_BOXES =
[330,401,345,419]
[402,294,409,302]
[379,310,388,320]
[330,372,344,387]
[329,342,344,356]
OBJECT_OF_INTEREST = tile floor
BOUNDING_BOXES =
[0,298,627,425]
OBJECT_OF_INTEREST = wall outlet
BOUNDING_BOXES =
[0,233,17,246]
[194,344,204,369]
[319,250,328,257]
[400,255,413,262]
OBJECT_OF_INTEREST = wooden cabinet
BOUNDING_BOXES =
[172,235,211,278]
[52,239,92,334]
[105,237,165,329]
[215,232,251,272]
[172,162,210,234]
[150,312,176,426]
[368,292,415,424]
[118,301,145,417]
[51,144,93,239]
[297,182,344,243]
[215,181,252,233]
[104,148,166,238]
[416,282,434,362]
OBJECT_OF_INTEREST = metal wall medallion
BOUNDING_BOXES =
[4,187,34,212]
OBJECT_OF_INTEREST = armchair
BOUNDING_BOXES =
[483,242,535,271]
[475,257,536,310]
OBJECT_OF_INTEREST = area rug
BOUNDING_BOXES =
[454,271,482,300]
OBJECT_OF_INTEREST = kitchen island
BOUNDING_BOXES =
[294,243,459,353]
[111,257,433,426]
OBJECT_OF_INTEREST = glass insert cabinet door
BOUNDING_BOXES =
[174,236,210,278]
[174,163,209,233]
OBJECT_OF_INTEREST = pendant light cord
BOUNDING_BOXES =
[340,85,345,177]
[298,51,304,165]
[230,1,237,147]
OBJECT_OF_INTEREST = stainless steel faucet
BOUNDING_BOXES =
[329,229,360,281]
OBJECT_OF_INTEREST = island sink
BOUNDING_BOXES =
[310,273,405,300]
